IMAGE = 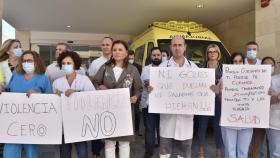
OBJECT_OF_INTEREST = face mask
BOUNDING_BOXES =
[151,59,162,66]
[22,62,35,74]
[162,57,168,62]
[247,50,257,59]
[128,60,134,64]
[271,66,275,75]
[13,48,23,58]
[62,64,74,75]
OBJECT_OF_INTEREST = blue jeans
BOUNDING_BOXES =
[221,127,253,158]
[3,144,38,158]
[60,137,88,158]
[267,128,280,158]
[197,97,223,149]
[143,108,159,156]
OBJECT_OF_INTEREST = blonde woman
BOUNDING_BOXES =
[0,39,22,86]
[197,44,223,158]
[0,67,4,91]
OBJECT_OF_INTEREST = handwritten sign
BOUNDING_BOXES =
[61,88,133,143]
[0,93,62,144]
[220,65,271,128]
[149,67,215,115]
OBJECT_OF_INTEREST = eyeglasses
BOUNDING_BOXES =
[208,51,218,54]
[22,59,34,63]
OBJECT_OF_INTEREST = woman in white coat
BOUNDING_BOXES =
[52,51,95,158]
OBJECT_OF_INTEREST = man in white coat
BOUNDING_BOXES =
[45,43,86,83]
[149,36,198,158]
[88,37,113,78]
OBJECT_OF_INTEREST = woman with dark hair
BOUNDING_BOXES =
[212,52,253,158]
[1,50,52,158]
[0,39,23,86]
[52,51,95,158]
[262,56,276,75]
[230,52,245,64]
[197,44,223,158]
[93,40,143,158]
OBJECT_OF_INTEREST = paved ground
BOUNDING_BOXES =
[0,118,219,158]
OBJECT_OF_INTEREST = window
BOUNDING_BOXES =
[134,44,145,65]
[157,39,231,64]
[2,19,16,44]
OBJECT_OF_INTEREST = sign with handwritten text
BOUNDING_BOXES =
[220,65,271,128]
[61,88,133,143]
[149,67,215,115]
[0,93,62,144]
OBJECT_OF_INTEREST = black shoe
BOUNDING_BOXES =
[143,152,153,158]
[155,143,159,148]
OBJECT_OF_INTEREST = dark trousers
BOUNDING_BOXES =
[91,139,103,156]
[143,108,160,156]
[60,137,88,158]
[249,128,269,158]
[134,102,141,133]
[196,97,223,149]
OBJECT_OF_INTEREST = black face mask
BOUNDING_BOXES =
[151,59,162,65]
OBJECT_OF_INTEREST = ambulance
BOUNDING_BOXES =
[130,21,231,66]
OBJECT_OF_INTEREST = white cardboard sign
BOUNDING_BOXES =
[61,88,133,143]
[220,65,271,128]
[0,93,62,144]
[149,67,215,115]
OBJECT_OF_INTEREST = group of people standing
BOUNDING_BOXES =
[0,35,279,158]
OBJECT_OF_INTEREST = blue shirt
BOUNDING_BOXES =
[7,73,52,94]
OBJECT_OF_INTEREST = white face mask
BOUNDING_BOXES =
[247,50,257,59]
[162,57,168,62]
[128,60,134,64]
[271,66,275,75]
[22,62,35,74]
[62,64,74,75]
[13,48,23,58]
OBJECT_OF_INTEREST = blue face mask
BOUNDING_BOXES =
[13,48,23,58]
[22,62,35,74]
[62,64,74,75]
[247,50,257,59]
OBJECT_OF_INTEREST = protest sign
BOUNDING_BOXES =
[0,93,62,144]
[149,67,215,115]
[61,88,133,143]
[220,65,271,128]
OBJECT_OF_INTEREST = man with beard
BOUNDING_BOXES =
[141,47,162,158]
